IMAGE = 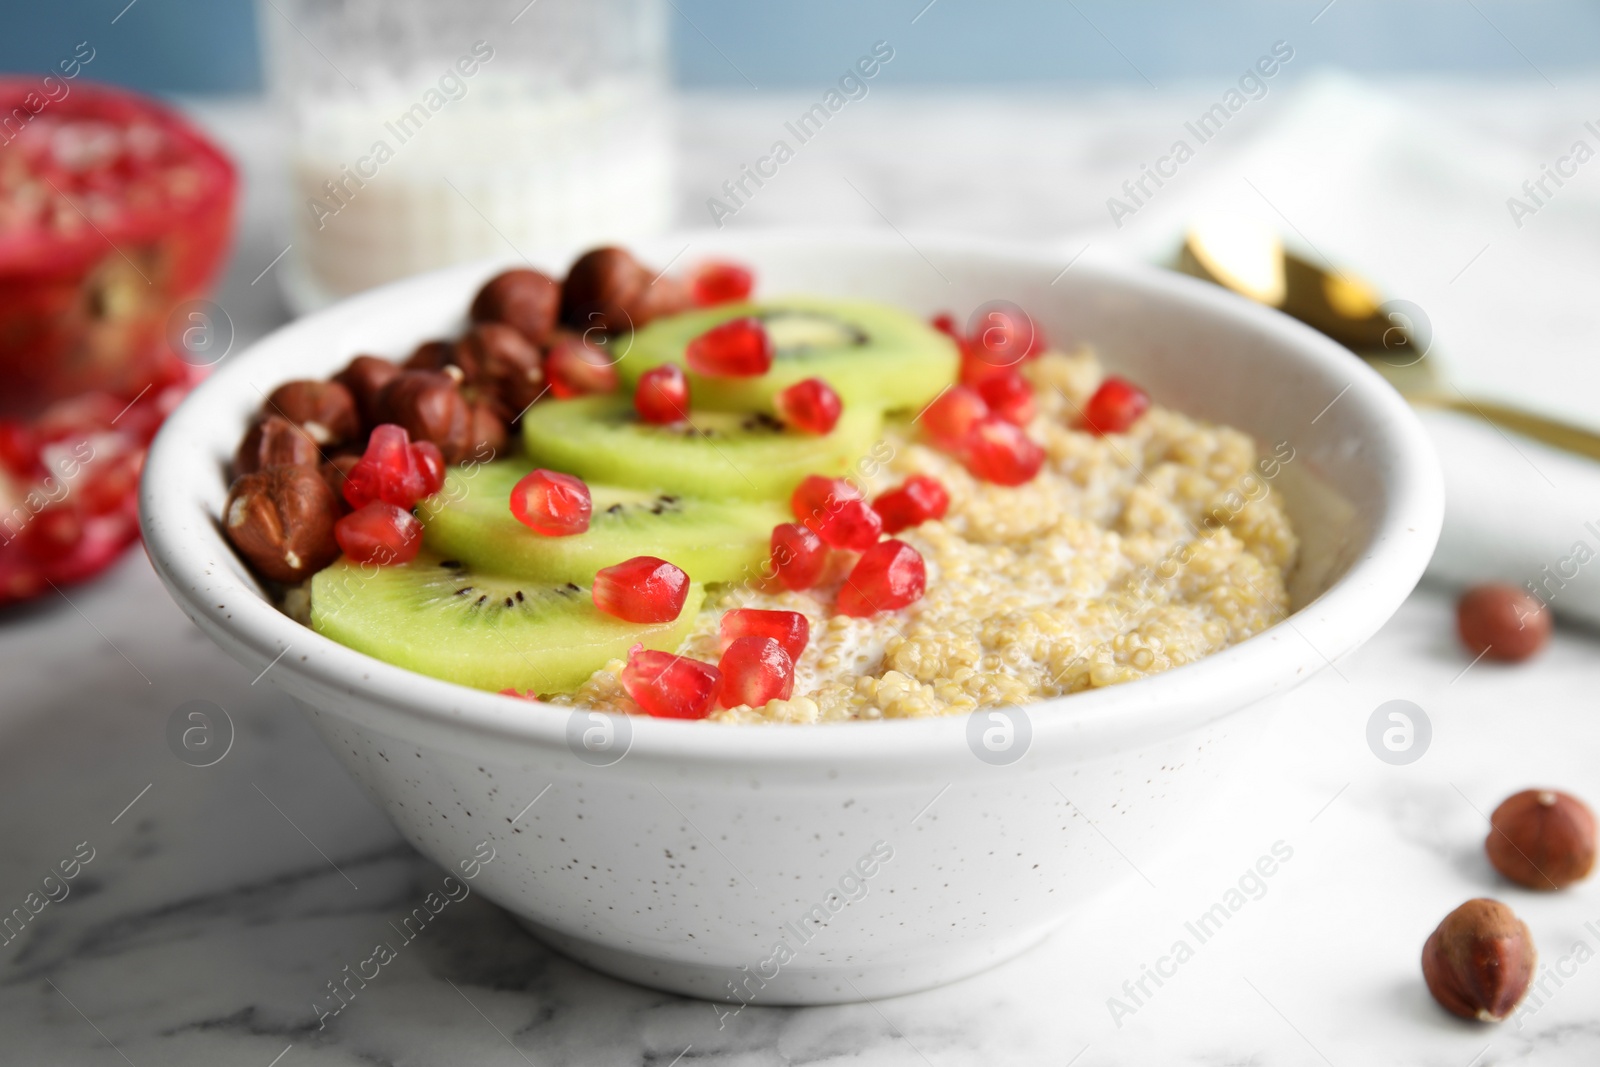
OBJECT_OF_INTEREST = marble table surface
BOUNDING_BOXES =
[6,83,1600,1065]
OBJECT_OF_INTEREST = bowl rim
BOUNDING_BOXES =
[140,228,1443,766]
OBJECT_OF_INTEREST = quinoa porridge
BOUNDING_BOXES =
[555,347,1297,724]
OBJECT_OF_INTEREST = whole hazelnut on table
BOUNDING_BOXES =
[223,465,341,584]
[332,355,402,429]
[1456,583,1550,662]
[264,379,360,447]
[1487,789,1597,890]
[471,268,560,346]
[1422,898,1535,1023]
[377,370,472,463]
[234,415,321,476]
[454,323,544,421]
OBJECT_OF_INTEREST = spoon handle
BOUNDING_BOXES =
[1406,392,1600,463]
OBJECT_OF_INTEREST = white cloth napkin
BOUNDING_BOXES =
[1086,72,1600,624]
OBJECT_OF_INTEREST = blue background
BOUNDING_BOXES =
[0,0,1596,94]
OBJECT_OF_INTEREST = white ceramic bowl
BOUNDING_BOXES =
[140,231,1442,1004]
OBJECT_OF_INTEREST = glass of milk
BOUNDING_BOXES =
[263,0,673,311]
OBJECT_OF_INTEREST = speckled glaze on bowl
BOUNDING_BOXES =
[140,231,1442,1004]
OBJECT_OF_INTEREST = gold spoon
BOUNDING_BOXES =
[1176,216,1600,462]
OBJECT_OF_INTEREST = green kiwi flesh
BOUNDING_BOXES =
[420,460,787,585]
[310,553,703,694]
[619,296,959,414]
[519,394,884,502]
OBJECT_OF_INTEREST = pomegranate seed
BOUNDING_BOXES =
[621,646,720,719]
[690,261,755,306]
[634,363,690,424]
[770,522,827,591]
[685,317,772,378]
[817,498,882,550]
[790,475,878,547]
[717,636,794,708]
[873,474,950,534]
[412,441,445,495]
[962,303,1044,377]
[546,335,619,398]
[592,555,690,623]
[959,350,1012,387]
[34,394,123,442]
[1022,315,1048,358]
[1082,376,1150,435]
[920,385,989,444]
[720,608,809,662]
[498,688,540,701]
[976,370,1035,426]
[0,420,37,477]
[774,378,842,435]
[19,506,83,562]
[343,424,428,509]
[838,540,926,617]
[930,312,960,339]
[509,469,592,537]
[335,501,422,566]
[790,474,860,526]
[961,415,1045,486]
[79,451,143,517]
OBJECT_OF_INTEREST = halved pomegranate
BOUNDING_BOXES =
[0,79,237,412]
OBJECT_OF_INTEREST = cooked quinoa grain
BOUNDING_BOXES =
[554,348,1297,723]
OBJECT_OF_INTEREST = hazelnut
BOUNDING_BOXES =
[319,453,361,509]
[468,398,507,459]
[223,465,341,584]
[471,268,560,345]
[545,329,622,396]
[404,340,455,372]
[633,271,693,325]
[376,370,472,463]
[1422,898,1535,1022]
[264,380,360,447]
[559,246,649,333]
[332,355,402,429]
[1487,789,1597,889]
[1457,583,1550,662]
[454,323,544,421]
[234,415,321,476]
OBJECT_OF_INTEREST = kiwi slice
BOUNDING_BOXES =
[619,296,959,414]
[420,460,787,584]
[310,554,703,694]
[520,394,883,501]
